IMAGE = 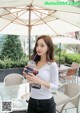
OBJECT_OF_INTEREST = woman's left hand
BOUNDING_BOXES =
[26,73,41,84]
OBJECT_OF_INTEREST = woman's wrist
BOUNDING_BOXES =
[40,79,50,88]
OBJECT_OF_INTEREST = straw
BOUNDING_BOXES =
[32,54,37,61]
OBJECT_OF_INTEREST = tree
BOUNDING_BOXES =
[1,35,24,61]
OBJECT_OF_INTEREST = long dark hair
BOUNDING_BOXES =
[31,35,54,63]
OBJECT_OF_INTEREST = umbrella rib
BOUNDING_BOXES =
[0,16,28,27]
[4,8,28,25]
[0,15,28,32]
[0,7,26,16]
[0,21,13,32]
[34,8,57,19]
[31,7,57,25]
[32,10,58,35]
[0,8,27,25]
[54,16,80,28]
[0,8,29,32]
[50,11,80,28]
[31,7,80,29]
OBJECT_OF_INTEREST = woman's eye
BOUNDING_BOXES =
[36,44,39,46]
[41,44,44,47]
[36,43,44,47]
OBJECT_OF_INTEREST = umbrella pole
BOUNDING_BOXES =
[28,5,32,92]
[28,5,32,60]
[59,43,61,67]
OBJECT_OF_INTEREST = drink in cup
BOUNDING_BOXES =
[25,54,41,89]
[24,66,38,75]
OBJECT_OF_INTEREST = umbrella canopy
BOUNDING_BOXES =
[0,20,80,36]
[52,37,80,44]
[0,0,80,58]
[0,0,80,32]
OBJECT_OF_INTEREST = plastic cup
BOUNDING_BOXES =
[28,60,36,69]
[27,60,41,89]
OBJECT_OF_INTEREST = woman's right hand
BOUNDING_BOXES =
[22,71,27,78]
[22,65,28,77]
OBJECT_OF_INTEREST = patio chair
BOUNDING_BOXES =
[71,62,80,82]
[60,68,77,83]
[4,73,25,86]
[71,62,79,68]
[3,73,28,112]
[56,83,80,113]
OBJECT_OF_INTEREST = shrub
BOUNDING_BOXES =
[54,55,65,65]
[0,60,6,69]
[0,35,24,61]
[62,53,80,64]
[54,53,80,65]
[0,56,29,69]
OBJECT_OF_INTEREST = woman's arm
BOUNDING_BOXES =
[49,62,59,90]
[40,62,59,89]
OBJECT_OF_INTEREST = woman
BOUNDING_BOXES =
[23,35,59,113]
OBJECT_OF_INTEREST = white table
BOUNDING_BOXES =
[0,82,29,112]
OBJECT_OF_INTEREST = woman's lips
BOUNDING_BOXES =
[37,51,41,54]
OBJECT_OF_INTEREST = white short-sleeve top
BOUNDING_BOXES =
[31,62,59,99]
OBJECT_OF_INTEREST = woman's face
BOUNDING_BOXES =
[36,39,48,56]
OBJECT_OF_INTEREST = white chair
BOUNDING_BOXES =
[3,73,28,112]
[4,73,25,86]
[56,83,80,113]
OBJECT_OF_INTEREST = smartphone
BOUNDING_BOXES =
[24,67,38,75]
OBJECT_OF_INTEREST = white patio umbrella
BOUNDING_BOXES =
[0,20,80,36]
[52,37,80,67]
[52,37,80,44]
[0,0,80,59]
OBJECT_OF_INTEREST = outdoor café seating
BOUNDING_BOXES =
[4,73,25,86]
[71,62,79,68]
[56,83,80,113]
[71,62,80,82]
[59,68,77,83]
[0,81,71,112]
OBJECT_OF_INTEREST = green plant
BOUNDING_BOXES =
[0,60,6,69]
[54,53,80,65]
[0,35,24,61]
[0,56,29,69]
[62,53,80,64]
[54,55,65,65]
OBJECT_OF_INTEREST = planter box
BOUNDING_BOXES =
[78,67,80,77]
[0,67,24,82]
